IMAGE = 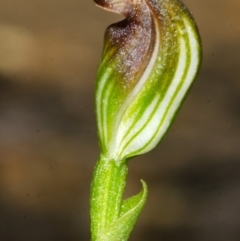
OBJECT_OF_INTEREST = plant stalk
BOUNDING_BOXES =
[90,157,128,241]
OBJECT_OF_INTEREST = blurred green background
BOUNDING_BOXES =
[0,0,240,240]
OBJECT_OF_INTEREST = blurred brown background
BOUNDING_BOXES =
[0,0,240,240]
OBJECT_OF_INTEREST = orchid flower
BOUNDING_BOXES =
[90,0,201,240]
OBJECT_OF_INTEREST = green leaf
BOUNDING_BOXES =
[96,180,148,241]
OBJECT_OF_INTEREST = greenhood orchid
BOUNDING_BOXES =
[90,0,201,240]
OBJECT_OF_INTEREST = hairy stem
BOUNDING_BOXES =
[90,157,128,241]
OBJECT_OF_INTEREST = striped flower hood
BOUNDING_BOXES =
[95,0,201,164]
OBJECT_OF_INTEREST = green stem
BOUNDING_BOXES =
[90,157,128,241]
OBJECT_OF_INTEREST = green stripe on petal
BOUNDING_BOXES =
[95,0,201,162]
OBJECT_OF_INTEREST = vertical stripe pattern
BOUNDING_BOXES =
[95,0,201,163]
